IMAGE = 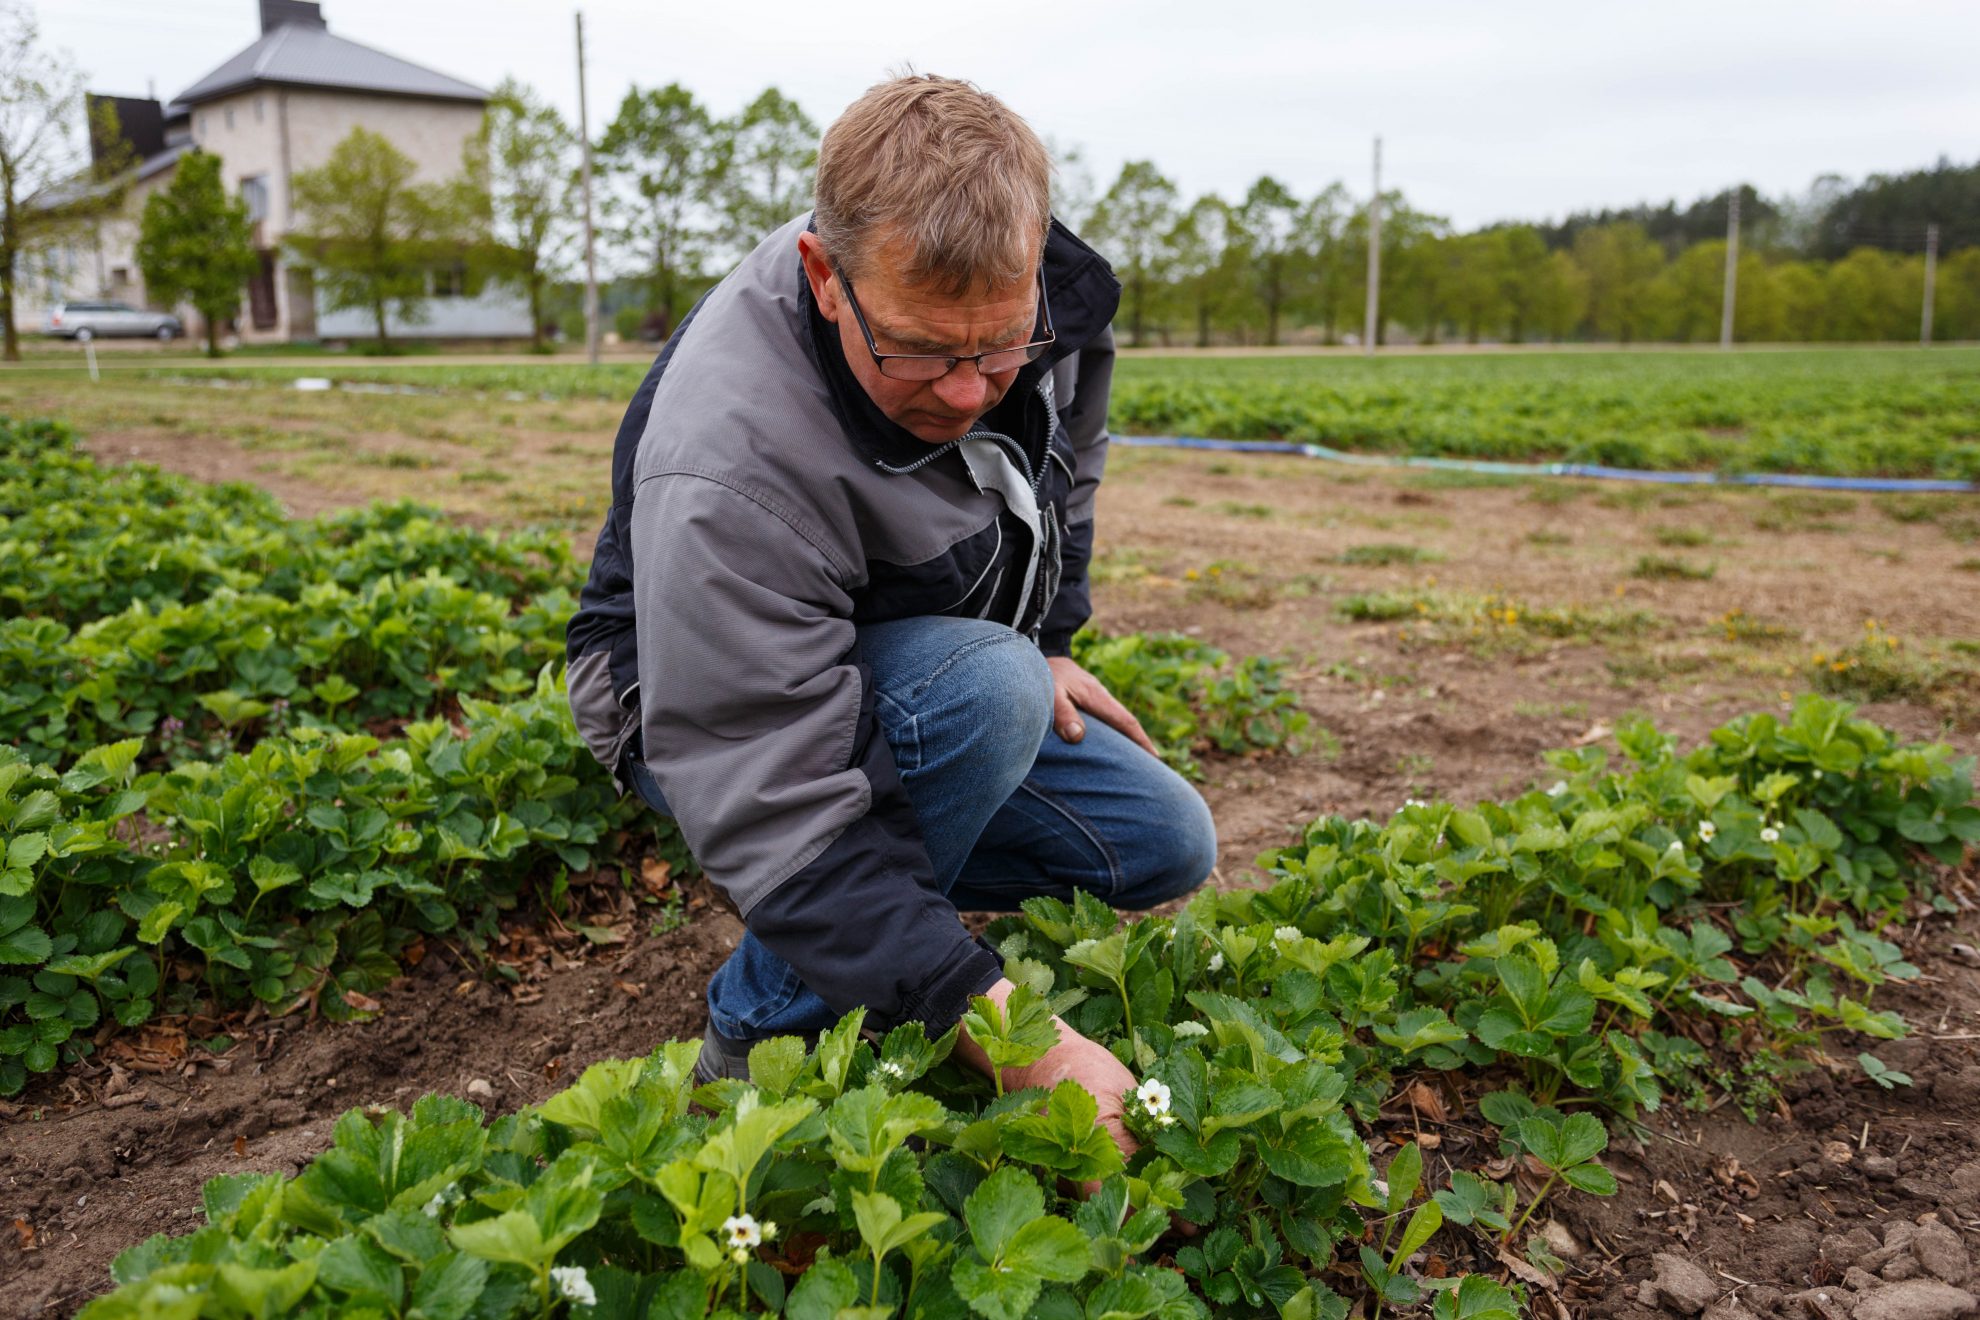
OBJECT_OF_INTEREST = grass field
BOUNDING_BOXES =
[12,344,1978,478]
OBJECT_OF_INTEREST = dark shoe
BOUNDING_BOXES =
[693,1020,755,1085]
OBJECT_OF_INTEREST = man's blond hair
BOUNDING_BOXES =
[814,73,1051,295]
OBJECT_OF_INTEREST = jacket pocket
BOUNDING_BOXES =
[567,649,640,781]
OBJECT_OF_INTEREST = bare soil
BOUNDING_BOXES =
[2,389,1977,1316]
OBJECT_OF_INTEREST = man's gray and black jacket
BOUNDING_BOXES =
[564,213,1121,1035]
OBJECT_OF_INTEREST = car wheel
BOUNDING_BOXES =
[74,327,94,342]
[155,325,176,341]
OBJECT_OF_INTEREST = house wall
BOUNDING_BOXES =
[187,88,487,341]
[314,283,531,339]
[11,166,179,333]
[16,84,494,344]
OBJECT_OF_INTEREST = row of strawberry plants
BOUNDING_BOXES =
[0,416,572,624]
[85,696,1974,1316]
[0,668,665,1096]
[0,576,574,765]
[1069,629,1310,779]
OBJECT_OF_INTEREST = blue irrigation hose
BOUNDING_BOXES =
[1113,435,1978,494]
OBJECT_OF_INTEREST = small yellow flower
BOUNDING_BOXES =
[1184,568,1199,580]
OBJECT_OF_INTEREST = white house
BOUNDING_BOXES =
[20,0,530,343]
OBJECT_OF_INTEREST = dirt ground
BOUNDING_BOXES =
[3,379,1978,1316]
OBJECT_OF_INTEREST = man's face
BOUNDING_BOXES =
[799,230,1037,445]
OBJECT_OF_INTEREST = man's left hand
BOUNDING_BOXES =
[1046,655,1159,757]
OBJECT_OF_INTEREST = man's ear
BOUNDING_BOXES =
[797,231,839,323]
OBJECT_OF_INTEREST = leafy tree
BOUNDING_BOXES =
[0,5,125,361]
[287,128,466,351]
[1046,136,1097,233]
[1162,194,1233,348]
[466,77,575,351]
[1297,183,1354,343]
[1650,241,1726,343]
[1495,226,1553,342]
[716,88,816,259]
[1086,160,1177,346]
[1531,250,1588,341]
[1823,248,1916,341]
[1447,230,1511,343]
[135,149,257,358]
[1233,176,1302,345]
[598,83,725,338]
[1933,248,1980,341]
[1770,260,1829,340]
[1574,222,1665,343]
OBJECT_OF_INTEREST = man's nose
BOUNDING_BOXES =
[930,359,992,415]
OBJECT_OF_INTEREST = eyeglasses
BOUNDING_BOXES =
[835,263,1055,381]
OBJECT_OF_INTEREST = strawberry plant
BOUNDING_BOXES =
[81,692,1974,1315]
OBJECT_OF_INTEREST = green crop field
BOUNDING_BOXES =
[99,346,1980,480]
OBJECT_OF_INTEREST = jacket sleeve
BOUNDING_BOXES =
[630,469,1004,1031]
[1037,325,1115,656]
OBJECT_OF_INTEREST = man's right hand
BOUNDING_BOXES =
[952,977,1141,1167]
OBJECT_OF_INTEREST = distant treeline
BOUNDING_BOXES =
[1075,162,1980,347]
[492,75,1975,347]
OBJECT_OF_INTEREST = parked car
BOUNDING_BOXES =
[44,300,183,341]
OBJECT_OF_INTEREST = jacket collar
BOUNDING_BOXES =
[798,217,1122,471]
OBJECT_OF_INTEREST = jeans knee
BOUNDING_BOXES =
[1125,783,1217,909]
[934,631,1052,786]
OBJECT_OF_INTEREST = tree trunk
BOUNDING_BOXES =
[373,294,389,352]
[1196,297,1209,348]
[1130,269,1144,347]
[527,268,545,351]
[2,181,18,363]
[205,311,221,359]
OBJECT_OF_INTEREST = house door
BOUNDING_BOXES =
[248,250,278,330]
[284,266,316,340]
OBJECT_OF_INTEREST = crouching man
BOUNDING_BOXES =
[564,74,1216,1152]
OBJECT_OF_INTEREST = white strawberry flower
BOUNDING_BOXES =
[1206,950,1225,974]
[875,1059,908,1083]
[724,1213,763,1252]
[552,1265,597,1307]
[1547,781,1568,796]
[1136,1077,1172,1117]
[1273,925,1302,946]
[1761,825,1781,844]
[1697,820,1717,843]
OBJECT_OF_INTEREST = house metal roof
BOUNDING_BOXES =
[173,22,488,108]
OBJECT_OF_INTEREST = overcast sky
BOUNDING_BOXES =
[39,0,1980,231]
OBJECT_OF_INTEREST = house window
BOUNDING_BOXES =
[110,267,130,287]
[195,113,205,138]
[431,265,468,298]
[224,106,235,130]
[254,96,265,123]
[241,175,268,224]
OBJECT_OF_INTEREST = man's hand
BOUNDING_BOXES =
[954,977,1139,1168]
[1046,655,1159,757]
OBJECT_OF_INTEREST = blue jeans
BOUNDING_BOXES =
[622,615,1218,1041]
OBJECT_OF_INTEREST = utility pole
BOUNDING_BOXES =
[1921,223,1939,347]
[576,10,600,366]
[1364,136,1381,356]
[1719,188,1740,350]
